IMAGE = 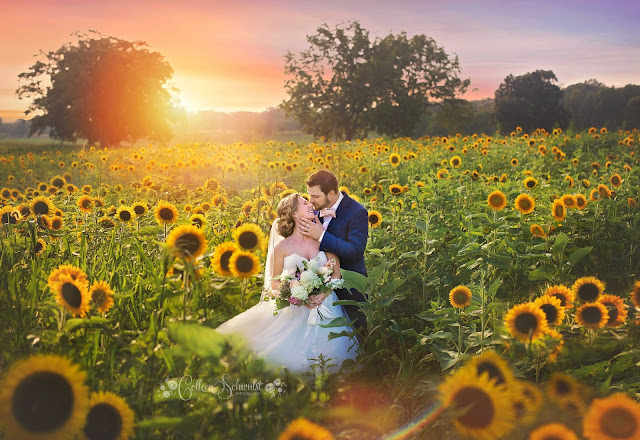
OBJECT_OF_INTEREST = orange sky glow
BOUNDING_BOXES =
[1,0,638,121]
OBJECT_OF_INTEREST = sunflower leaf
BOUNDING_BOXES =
[568,246,593,267]
[552,232,569,254]
[528,265,555,281]
[169,323,227,360]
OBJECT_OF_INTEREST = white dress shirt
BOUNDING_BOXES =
[318,191,344,243]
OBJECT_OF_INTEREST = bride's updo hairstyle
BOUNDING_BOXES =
[276,193,300,237]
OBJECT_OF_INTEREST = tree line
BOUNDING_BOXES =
[12,25,640,145]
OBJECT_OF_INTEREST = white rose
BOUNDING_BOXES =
[291,285,309,301]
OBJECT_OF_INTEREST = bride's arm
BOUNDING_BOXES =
[270,245,285,291]
[325,252,341,279]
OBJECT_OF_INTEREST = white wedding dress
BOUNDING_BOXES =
[216,251,359,373]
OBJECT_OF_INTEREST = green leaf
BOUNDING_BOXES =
[486,279,503,300]
[328,330,356,341]
[379,279,405,297]
[435,349,461,371]
[423,331,452,340]
[552,232,569,254]
[568,246,593,267]
[318,316,353,328]
[340,269,368,293]
[64,316,110,333]
[368,262,387,287]
[169,323,227,359]
[528,266,555,281]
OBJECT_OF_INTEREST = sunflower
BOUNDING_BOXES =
[530,224,546,237]
[551,199,566,222]
[466,350,514,387]
[229,250,261,279]
[232,223,266,252]
[450,156,462,168]
[534,295,565,326]
[483,189,507,212]
[437,169,449,179]
[49,273,91,317]
[514,194,535,214]
[560,194,577,209]
[389,153,401,166]
[131,201,147,217]
[211,242,237,276]
[504,302,549,343]
[49,215,64,231]
[629,198,638,208]
[598,294,628,327]
[77,195,94,213]
[0,206,20,225]
[610,174,623,188]
[389,184,403,196]
[116,206,134,223]
[278,417,334,440]
[99,216,115,228]
[30,195,54,216]
[524,177,538,189]
[546,372,583,404]
[81,391,134,440]
[438,366,514,440]
[572,276,605,302]
[528,423,578,440]
[583,393,640,440]
[575,194,588,210]
[166,224,208,261]
[564,175,575,188]
[510,158,518,166]
[576,302,609,329]
[630,281,640,308]
[89,281,115,314]
[449,285,472,309]
[590,188,599,201]
[0,354,89,440]
[190,213,206,228]
[48,264,88,287]
[155,201,178,225]
[35,238,47,256]
[597,184,611,199]
[241,201,254,217]
[368,210,382,228]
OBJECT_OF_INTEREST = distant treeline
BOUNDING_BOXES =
[3,79,638,141]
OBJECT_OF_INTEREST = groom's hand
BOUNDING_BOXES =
[308,292,329,307]
[299,216,323,241]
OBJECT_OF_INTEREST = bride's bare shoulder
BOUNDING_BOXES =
[274,237,295,254]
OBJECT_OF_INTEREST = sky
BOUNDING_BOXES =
[1,0,639,121]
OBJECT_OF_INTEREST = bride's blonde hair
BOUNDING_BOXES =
[276,193,300,237]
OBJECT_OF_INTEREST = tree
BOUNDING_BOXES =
[494,70,568,133]
[17,31,177,146]
[281,22,469,140]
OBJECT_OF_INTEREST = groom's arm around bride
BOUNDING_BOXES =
[299,170,369,336]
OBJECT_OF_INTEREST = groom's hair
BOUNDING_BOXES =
[305,169,338,195]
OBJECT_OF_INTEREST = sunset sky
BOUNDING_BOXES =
[1,0,639,121]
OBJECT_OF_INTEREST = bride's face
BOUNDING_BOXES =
[295,196,315,221]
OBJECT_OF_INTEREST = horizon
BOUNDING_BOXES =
[1,0,639,122]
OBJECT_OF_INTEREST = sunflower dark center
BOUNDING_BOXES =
[477,362,505,385]
[550,293,567,307]
[452,387,494,429]
[391,187,401,194]
[578,283,599,301]
[582,306,604,325]
[527,180,535,188]
[52,219,62,229]
[540,304,558,325]
[81,199,92,208]
[220,251,233,272]
[192,218,203,227]
[34,201,50,215]
[119,210,131,221]
[2,211,17,224]
[554,379,571,395]
[176,233,200,256]
[489,194,503,206]
[238,231,258,249]
[369,214,379,224]
[83,402,123,440]
[35,241,44,253]
[133,205,145,215]
[392,156,399,163]
[564,198,575,206]
[12,371,74,432]
[236,255,254,273]
[159,207,174,221]
[519,198,532,210]
[603,302,619,324]
[92,289,107,306]
[514,312,538,335]
[513,401,525,417]
[599,407,637,438]
[62,282,82,308]
[453,290,469,305]
[554,205,564,217]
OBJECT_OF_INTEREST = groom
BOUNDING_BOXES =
[298,169,369,337]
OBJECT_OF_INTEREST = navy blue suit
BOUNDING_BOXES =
[319,192,368,331]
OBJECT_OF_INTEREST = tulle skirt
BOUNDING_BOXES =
[216,292,358,373]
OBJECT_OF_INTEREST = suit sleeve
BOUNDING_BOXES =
[319,207,368,264]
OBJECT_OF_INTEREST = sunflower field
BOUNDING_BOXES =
[1,127,640,439]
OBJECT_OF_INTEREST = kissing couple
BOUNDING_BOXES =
[216,169,369,373]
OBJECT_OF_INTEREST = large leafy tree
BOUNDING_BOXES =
[281,22,469,140]
[494,70,568,133]
[17,31,176,146]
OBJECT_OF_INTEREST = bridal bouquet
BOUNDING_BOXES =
[266,257,344,318]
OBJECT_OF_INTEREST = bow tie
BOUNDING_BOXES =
[317,208,336,220]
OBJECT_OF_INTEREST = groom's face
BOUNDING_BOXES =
[307,185,332,211]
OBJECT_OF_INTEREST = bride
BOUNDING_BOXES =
[216,193,359,373]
